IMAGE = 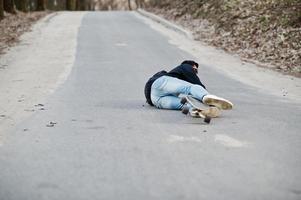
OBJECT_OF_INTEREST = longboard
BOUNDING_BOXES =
[181,95,220,124]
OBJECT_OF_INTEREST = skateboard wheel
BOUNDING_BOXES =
[204,116,211,124]
[180,97,187,105]
[182,106,189,115]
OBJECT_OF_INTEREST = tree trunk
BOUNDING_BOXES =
[4,0,16,14]
[86,0,91,11]
[135,0,140,9]
[128,0,132,10]
[17,0,28,12]
[76,0,85,11]
[66,0,76,10]
[136,0,145,9]
[47,0,57,10]
[53,0,65,10]
[91,2,95,11]
[36,0,46,10]
[29,0,35,11]
[86,0,94,11]
[0,0,4,20]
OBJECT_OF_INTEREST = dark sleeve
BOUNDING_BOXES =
[181,64,206,89]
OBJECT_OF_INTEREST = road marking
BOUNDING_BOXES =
[167,135,202,144]
[115,42,127,47]
[214,134,249,148]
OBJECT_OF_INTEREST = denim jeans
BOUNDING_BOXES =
[151,76,209,110]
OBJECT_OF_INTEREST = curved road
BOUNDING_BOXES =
[1,12,301,200]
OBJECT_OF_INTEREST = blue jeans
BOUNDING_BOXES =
[151,76,209,110]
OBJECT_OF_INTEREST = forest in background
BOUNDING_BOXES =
[0,0,95,18]
[0,0,147,20]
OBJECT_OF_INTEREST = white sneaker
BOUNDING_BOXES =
[202,94,233,110]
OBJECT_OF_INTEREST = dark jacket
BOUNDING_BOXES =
[144,70,168,106]
[166,64,206,89]
[144,63,206,106]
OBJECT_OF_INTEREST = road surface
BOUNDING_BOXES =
[0,11,301,200]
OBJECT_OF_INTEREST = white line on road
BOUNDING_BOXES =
[167,135,202,144]
[214,134,249,148]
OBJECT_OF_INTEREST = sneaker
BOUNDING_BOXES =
[202,94,233,110]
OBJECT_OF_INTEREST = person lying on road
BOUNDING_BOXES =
[144,60,233,117]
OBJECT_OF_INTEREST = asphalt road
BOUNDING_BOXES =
[1,12,301,200]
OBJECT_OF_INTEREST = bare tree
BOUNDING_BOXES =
[52,0,67,10]
[17,0,29,12]
[4,0,16,14]
[0,0,4,20]
[135,0,145,9]
[76,0,85,10]
[28,0,35,11]
[75,0,94,11]
[47,0,58,10]
[66,0,76,10]
[36,0,46,10]
[87,0,95,11]
[135,0,139,8]
[128,0,132,10]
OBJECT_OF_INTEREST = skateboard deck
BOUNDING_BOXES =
[181,95,220,124]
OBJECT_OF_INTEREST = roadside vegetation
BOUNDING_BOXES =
[0,0,95,54]
[145,0,301,76]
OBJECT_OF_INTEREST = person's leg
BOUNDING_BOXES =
[151,76,209,110]
[151,76,233,110]
[151,76,209,103]
[155,95,183,110]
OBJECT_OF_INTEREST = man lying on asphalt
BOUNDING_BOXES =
[144,60,233,117]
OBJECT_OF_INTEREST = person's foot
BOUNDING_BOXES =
[189,107,220,118]
[202,94,233,110]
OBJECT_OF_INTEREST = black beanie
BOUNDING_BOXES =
[181,60,199,68]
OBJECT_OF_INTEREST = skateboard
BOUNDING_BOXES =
[180,95,220,124]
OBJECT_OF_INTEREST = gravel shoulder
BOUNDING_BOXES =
[0,12,85,142]
[0,11,49,55]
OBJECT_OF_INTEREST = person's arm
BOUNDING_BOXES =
[181,64,206,89]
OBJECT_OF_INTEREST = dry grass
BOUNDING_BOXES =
[0,11,49,54]
[146,0,301,76]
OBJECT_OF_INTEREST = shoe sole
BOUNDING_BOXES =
[203,97,233,110]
